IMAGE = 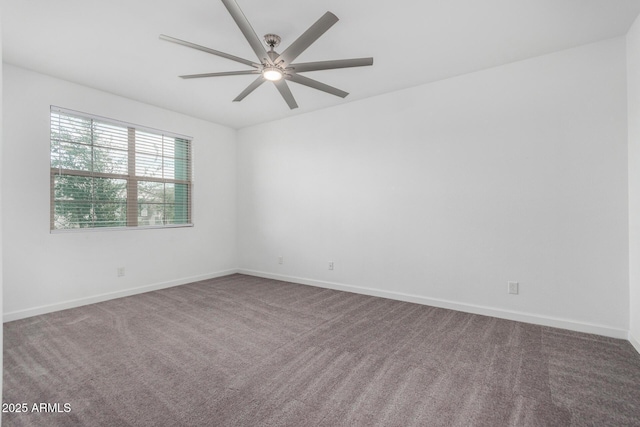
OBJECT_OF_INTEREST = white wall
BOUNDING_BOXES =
[238,37,629,337]
[1,12,4,419]
[2,64,238,320]
[3,36,633,341]
[628,16,640,353]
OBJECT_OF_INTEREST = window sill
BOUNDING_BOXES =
[50,223,194,234]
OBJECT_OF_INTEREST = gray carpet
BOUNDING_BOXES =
[3,274,640,426]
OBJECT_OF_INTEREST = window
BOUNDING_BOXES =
[50,107,192,230]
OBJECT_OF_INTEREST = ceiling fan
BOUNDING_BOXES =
[160,0,373,109]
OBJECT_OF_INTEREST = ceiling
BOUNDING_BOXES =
[3,0,640,129]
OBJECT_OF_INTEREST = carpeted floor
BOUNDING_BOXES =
[3,274,640,426]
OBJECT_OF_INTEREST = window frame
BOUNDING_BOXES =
[50,106,194,232]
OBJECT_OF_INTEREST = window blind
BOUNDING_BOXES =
[50,107,192,230]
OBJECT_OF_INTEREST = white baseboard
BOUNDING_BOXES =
[239,269,629,340]
[630,332,640,355]
[3,269,239,323]
[6,267,632,343]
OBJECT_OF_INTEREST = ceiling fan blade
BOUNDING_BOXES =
[233,76,266,102]
[159,34,258,68]
[289,57,373,73]
[287,74,348,98]
[276,12,339,65]
[274,80,299,109]
[220,0,271,65]
[180,70,260,79]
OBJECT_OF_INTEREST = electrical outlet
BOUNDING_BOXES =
[328,261,334,270]
[278,256,283,265]
[117,267,125,277]
[508,281,519,295]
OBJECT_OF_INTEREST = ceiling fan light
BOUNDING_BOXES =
[263,67,283,81]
